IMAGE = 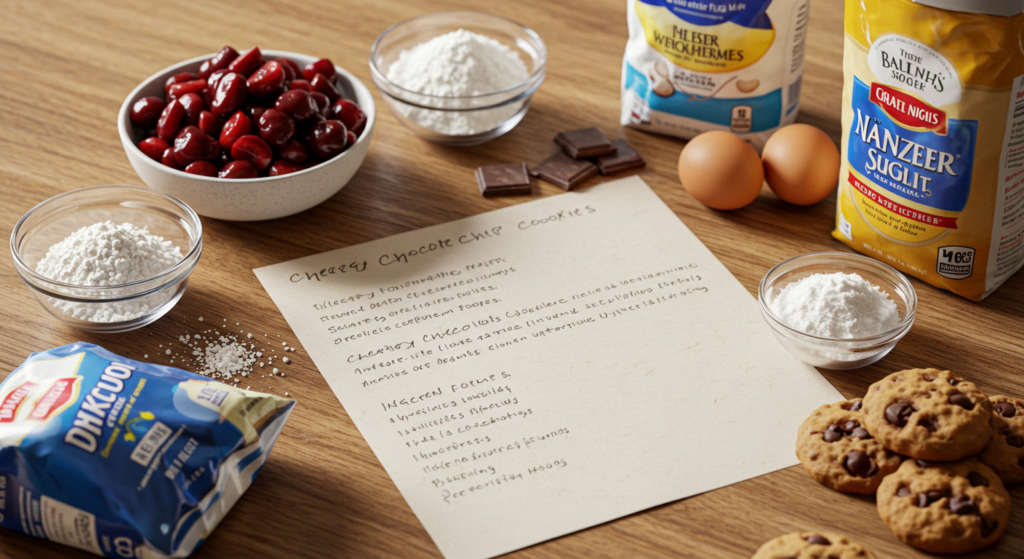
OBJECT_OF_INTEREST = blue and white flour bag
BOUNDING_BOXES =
[0,342,295,557]
[621,0,810,149]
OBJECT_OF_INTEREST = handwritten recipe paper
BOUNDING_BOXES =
[255,176,842,559]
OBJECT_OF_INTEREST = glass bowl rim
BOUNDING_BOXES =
[757,251,918,344]
[368,11,548,106]
[10,184,204,293]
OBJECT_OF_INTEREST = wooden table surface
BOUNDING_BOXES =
[1,0,1021,557]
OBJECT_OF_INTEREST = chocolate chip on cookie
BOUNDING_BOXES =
[862,369,993,461]
[797,399,902,494]
[977,395,1024,485]
[876,458,1011,554]
[750,531,878,559]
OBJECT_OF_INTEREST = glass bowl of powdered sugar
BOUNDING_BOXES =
[11,185,202,333]
[758,252,917,370]
[369,11,547,146]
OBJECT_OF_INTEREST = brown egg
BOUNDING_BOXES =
[761,124,841,205]
[677,131,764,210]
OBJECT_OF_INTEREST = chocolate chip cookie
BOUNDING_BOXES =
[876,458,1010,554]
[862,368,993,461]
[750,531,877,559]
[796,399,902,494]
[977,395,1024,485]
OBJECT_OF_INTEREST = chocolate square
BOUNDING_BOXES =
[531,151,598,190]
[595,139,645,175]
[554,127,616,159]
[475,162,532,197]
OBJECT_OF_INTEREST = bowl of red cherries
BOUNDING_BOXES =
[118,46,374,221]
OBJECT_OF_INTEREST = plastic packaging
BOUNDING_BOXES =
[0,342,294,557]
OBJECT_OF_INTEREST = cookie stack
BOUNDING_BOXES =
[795,368,1023,554]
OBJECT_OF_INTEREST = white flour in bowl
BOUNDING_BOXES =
[386,29,529,135]
[35,221,182,322]
[769,272,900,338]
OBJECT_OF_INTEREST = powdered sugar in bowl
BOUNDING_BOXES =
[758,252,917,370]
[370,12,547,146]
[11,185,202,333]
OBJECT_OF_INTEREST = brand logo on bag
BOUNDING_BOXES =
[28,378,79,421]
[0,381,38,422]
[867,34,961,107]
[870,83,947,135]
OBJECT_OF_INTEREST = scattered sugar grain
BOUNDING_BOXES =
[273,368,279,374]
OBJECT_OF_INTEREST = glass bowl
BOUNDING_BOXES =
[758,252,917,370]
[369,11,547,146]
[10,185,203,333]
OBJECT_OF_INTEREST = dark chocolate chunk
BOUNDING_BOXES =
[823,424,843,443]
[842,420,860,432]
[531,151,598,190]
[805,535,830,546]
[886,401,914,427]
[968,472,989,487]
[849,427,871,440]
[896,485,913,497]
[1006,434,1024,448]
[994,402,1017,418]
[849,400,863,411]
[554,127,616,159]
[948,377,960,385]
[916,459,941,468]
[949,392,974,410]
[917,490,946,508]
[917,417,938,432]
[594,138,645,175]
[844,450,878,478]
[981,518,998,538]
[475,162,532,197]
[949,494,978,515]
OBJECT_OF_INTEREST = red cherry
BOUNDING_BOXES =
[275,90,318,121]
[173,125,219,166]
[231,134,273,170]
[198,46,239,79]
[249,106,268,122]
[268,160,305,176]
[346,130,356,146]
[302,59,336,82]
[278,58,301,82]
[248,61,286,98]
[161,147,183,169]
[177,93,205,125]
[207,69,229,91]
[210,72,249,116]
[164,72,197,97]
[288,79,312,92]
[308,91,330,116]
[228,46,263,77]
[138,137,169,161]
[167,79,208,100]
[156,98,187,143]
[310,73,340,103]
[258,109,295,148]
[131,96,166,128]
[184,160,219,177]
[219,111,252,149]
[277,138,309,164]
[305,119,348,159]
[218,159,259,179]
[330,99,366,136]
[198,111,221,136]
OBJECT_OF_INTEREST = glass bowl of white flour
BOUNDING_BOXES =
[11,185,203,333]
[369,12,547,146]
[758,252,917,370]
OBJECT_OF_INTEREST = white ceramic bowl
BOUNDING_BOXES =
[758,252,917,370]
[11,185,202,333]
[369,12,546,146]
[118,50,375,221]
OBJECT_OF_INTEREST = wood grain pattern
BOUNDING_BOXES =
[0,0,1021,557]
